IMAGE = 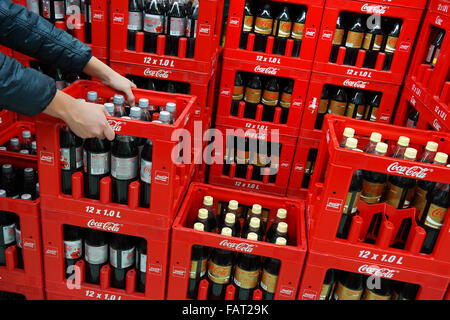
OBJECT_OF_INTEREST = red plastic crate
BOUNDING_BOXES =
[287,135,320,198]
[208,125,298,196]
[446,284,450,300]
[301,72,400,141]
[224,0,324,72]
[0,45,12,57]
[167,183,307,300]
[0,155,44,290]
[0,121,36,161]
[314,0,422,84]
[41,207,169,300]
[0,284,45,300]
[109,0,224,74]
[0,110,17,133]
[308,115,450,276]
[298,250,449,300]
[332,0,428,9]
[215,57,311,138]
[35,80,198,229]
[429,0,450,16]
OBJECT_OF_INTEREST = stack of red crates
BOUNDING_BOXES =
[298,115,450,300]
[288,0,425,197]
[395,0,450,132]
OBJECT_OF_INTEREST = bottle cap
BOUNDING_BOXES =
[252,204,262,215]
[343,127,355,138]
[113,94,125,105]
[249,217,260,228]
[228,200,238,211]
[426,141,438,152]
[375,142,388,154]
[130,106,142,119]
[20,150,29,154]
[203,196,213,206]
[198,208,208,219]
[22,130,32,139]
[275,237,287,246]
[87,91,98,102]
[277,222,288,233]
[276,208,287,219]
[24,167,34,174]
[159,111,171,123]
[104,103,114,114]
[221,227,232,236]
[345,137,358,149]
[2,164,12,172]
[434,152,448,165]
[31,141,37,150]
[247,232,258,241]
[398,136,410,147]
[139,98,149,108]
[193,222,204,232]
[10,138,19,146]
[166,102,176,113]
[0,189,6,197]
[370,132,382,143]
[36,183,39,192]
[21,194,32,200]
[405,147,417,160]
[225,213,236,224]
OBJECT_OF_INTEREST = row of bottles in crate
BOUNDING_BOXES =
[1,129,37,155]
[337,128,449,254]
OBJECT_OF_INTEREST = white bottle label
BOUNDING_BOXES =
[64,239,82,259]
[60,147,83,170]
[15,228,22,248]
[42,0,51,19]
[136,252,147,273]
[26,0,40,14]
[54,0,65,19]
[128,11,143,31]
[85,243,108,264]
[85,151,110,175]
[111,156,138,180]
[144,14,164,33]
[2,224,15,245]
[140,159,152,184]
[169,17,186,36]
[110,247,135,268]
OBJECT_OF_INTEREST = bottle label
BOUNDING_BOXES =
[333,28,345,45]
[412,186,428,220]
[60,147,83,170]
[136,252,147,273]
[144,14,164,33]
[26,0,40,14]
[328,100,347,116]
[207,261,232,284]
[362,33,383,51]
[243,15,254,33]
[128,11,143,31]
[15,228,21,248]
[64,239,82,259]
[186,18,198,38]
[367,107,378,121]
[362,33,373,50]
[54,0,65,19]
[260,269,278,294]
[432,48,440,66]
[111,156,138,180]
[318,99,329,114]
[319,283,334,300]
[345,31,364,48]
[256,153,269,167]
[333,282,363,300]
[42,0,51,19]
[244,88,262,104]
[385,36,398,53]
[362,289,391,300]
[169,17,186,36]
[276,21,292,38]
[426,45,435,64]
[373,34,384,51]
[254,17,273,35]
[261,90,279,107]
[384,181,413,208]
[233,85,244,101]
[236,150,249,165]
[291,22,305,40]
[189,258,207,279]
[85,151,110,175]
[361,180,385,204]
[279,92,292,109]
[424,203,447,230]
[110,247,135,268]
[345,103,356,118]
[234,266,259,289]
[343,190,361,214]
[85,244,108,264]
[140,159,152,184]
[2,224,15,245]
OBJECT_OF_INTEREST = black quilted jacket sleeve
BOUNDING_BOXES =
[0,0,93,116]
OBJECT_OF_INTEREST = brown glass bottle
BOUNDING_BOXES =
[260,237,286,300]
[187,223,210,299]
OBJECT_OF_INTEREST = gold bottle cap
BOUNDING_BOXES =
[221,227,232,236]
[277,208,287,219]
[370,132,382,143]
[405,147,417,160]
[345,137,358,149]
[228,200,239,211]
[247,232,258,241]
[193,223,204,232]
[198,208,208,219]
[225,213,236,224]
[398,136,410,147]
[375,142,388,154]
[277,222,288,233]
[426,141,438,152]
[434,152,448,164]
[203,196,213,206]
[275,237,287,246]
[250,217,261,228]
[252,204,262,214]
[343,127,355,138]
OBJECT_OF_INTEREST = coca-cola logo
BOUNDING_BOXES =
[305,28,316,38]
[436,16,444,26]
[87,219,122,232]
[40,151,54,165]
[295,165,304,171]
[198,24,211,36]
[281,162,289,168]
[221,88,231,96]
[410,96,416,106]
[172,267,186,278]
[244,131,267,140]
[113,13,124,25]
[154,171,170,185]
[387,162,431,179]
[302,290,317,300]
[23,239,36,250]
[358,265,399,278]
[361,4,388,14]
[437,4,449,13]
[148,264,162,275]
[292,101,302,107]
[229,17,240,26]
[399,42,411,52]
[45,247,58,257]
[144,68,170,78]
[92,10,104,22]
[254,65,279,75]
[108,120,124,132]
[279,286,295,297]
[379,114,390,121]
[431,207,446,219]
[343,79,368,88]
[433,119,442,131]
[326,198,343,212]
[219,239,257,253]
[322,30,333,41]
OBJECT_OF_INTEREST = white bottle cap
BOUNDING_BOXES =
[343,127,355,138]
[221,227,232,236]
[370,132,382,143]
[275,237,287,246]
[10,138,19,146]
[198,208,208,219]
[87,91,98,102]
[375,142,388,154]
[398,136,410,147]
[277,222,288,233]
[203,195,213,206]
[0,189,6,197]
[104,103,114,114]
[345,137,358,149]
[276,208,287,219]
[405,147,417,160]
[247,232,258,241]
[434,152,448,165]
[22,130,32,139]
[425,141,438,152]
[193,222,204,232]
[249,217,260,228]
[19,150,29,154]
[130,106,142,119]
[159,111,171,123]
[21,194,32,200]
[139,98,149,108]
[228,200,239,211]
[166,102,176,113]
[225,213,236,224]
[113,94,125,104]
[251,204,262,214]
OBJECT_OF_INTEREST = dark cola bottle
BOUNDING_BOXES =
[207,227,234,300]
[165,0,186,56]
[319,269,336,300]
[222,135,235,177]
[242,217,263,241]
[392,136,410,159]
[8,138,20,153]
[291,10,306,57]
[231,72,244,117]
[0,199,16,266]
[185,1,198,58]
[201,196,217,233]
[333,271,364,300]
[260,237,286,300]
[343,15,364,66]
[345,91,366,120]
[406,109,419,128]
[110,234,135,289]
[315,86,329,129]
[195,209,211,232]
[2,164,19,199]
[60,126,83,195]
[14,213,23,269]
[244,75,262,119]
[188,223,209,299]
[83,138,111,200]
[383,21,401,71]
[272,7,292,56]
[127,0,144,51]
[384,148,418,209]
[266,208,287,243]
[111,132,139,205]
[64,225,83,278]
[253,4,273,53]
[279,80,293,124]
[328,87,347,116]
[144,0,164,53]
[22,130,33,153]
[239,1,254,50]
[140,139,153,208]
[234,232,261,300]
[223,213,241,237]
[81,0,92,43]
[362,277,392,300]
[84,229,108,285]
[391,282,419,300]
[267,221,288,244]
[425,30,445,68]
[364,93,381,122]
[136,238,147,293]
[22,168,37,200]
[330,14,345,63]
[45,0,65,23]
[361,142,388,204]
[364,132,382,154]
[362,20,384,69]
[235,138,249,179]
[261,78,280,122]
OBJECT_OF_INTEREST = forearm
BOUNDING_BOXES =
[82,56,117,85]
[42,90,76,120]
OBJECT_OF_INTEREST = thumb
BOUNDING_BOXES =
[124,86,136,107]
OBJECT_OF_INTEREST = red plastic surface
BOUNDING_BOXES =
[429,0,450,16]
[314,0,422,84]
[331,0,428,9]
[0,45,12,57]
[0,121,36,161]
[35,80,198,228]
[0,110,17,133]
[308,115,450,276]
[167,183,307,300]
[215,57,311,138]
[298,250,449,300]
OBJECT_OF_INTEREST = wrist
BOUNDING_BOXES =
[43,91,75,121]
